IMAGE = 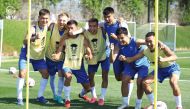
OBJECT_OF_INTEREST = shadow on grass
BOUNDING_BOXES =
[0,97,139,109]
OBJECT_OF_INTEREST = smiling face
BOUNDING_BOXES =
[88,21,98,34]
[57,15,69,29]
[145,35,155,51]
[38,14,50,28]
[117,34,130,45]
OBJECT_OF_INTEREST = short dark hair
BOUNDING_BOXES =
[67,20,78,26]
[103,7,114,15]
[145,32,155,38]
[116,27,128,36]
[88,18,99,25]
[39,9,50,16]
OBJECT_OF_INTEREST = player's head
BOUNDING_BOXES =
[38,9,50,27]
[103,7,115,24]
[145,32,155,51]
[67,20,78,35]
[88,18,99,34]
[116,27,130,45]
[57,12,70,29]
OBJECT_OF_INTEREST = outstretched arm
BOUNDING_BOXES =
[125,51,145,63]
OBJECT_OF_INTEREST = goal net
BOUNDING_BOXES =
[149,23,176,51]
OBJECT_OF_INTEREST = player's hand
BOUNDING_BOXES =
[84,54,93,60]
[158,56,165,62]
[110,33,118,40]
[125,57,133,63]
[110,43,114,51]
[52,53,60,60]
[119,55,127,61]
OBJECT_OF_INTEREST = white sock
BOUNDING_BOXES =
[128,82,134,104]
[17,77,25,100]
[122,97,129,106]
[57,77,64,96]
[64,86,71,101]
[100,88,107,100]
[50,75,56,96]
[80,88,86,96]
[147,93,154,104]
[135,99,142,109]
[38,78,48,97]
[174,95,182,108]
[91,86,97,98]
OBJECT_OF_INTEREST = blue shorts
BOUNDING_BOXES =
[63,63,89,84]
[46,57,63,76]
[113,58,124,76]
[88,57,110,73]
[18,58,27,70]
[30,59,47,71]
[151,63,180,83]
[123,64,149,79]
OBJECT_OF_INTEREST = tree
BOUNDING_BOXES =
[179,0,190,24]
[0,0,22,19]
[81,0,112,20]
[116,0,146,22]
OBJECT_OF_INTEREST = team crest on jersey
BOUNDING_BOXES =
[91,38,98,56]
[69,44,79,60]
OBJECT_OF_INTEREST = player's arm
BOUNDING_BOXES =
[158,41,177,62]
[84,37,93,60]
[125,51,145,63]
[69,27,85,35]
[136,39,146,47]
[23,26,36,45]
[110,43,119,63]
[52,33,67,60]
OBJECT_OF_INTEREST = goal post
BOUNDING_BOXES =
[149,23,176,51]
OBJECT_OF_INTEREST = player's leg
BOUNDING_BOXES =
[17,58,27,105]
[135,66,149,109]
[168,64,182,109]
[63,67,72,108]
[118,75,131,109]
[30,59,49,104]
[118,64,133,109]
[88,64,98,103]
[142,73,154,105]
[98,57,110,106]
[56,61,64,104]
[113,57,124,81]
[46,58,57,101]
[73,64,91,102]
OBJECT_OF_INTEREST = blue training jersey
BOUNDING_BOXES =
[104,21,120,45]
[119,37,149,67]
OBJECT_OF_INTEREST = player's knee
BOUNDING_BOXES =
[142,80,149,88]
[65,73,72,80]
